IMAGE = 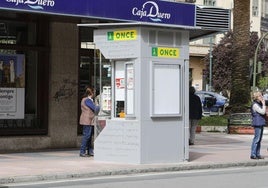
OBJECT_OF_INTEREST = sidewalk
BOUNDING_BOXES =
[1,132,268,185]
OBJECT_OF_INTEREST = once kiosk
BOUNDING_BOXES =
[93,26,189,164]
[94,26,189,163]
[79,1,230,164]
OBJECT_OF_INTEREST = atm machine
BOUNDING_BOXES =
[94,26,189,164]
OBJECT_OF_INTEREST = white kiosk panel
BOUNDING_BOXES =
[151,63,181,117]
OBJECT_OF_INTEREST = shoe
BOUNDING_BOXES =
[250,156,258,159]
[79,153,89,157]
[89,151,94,156]
[257,156,264,159]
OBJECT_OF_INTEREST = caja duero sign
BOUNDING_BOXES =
[1,0,196,27]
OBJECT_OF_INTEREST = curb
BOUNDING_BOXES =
[2,160,268,185]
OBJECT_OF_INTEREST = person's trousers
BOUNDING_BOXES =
[189,119,199,144]
[251,126,264,157]
[80,125,93,155]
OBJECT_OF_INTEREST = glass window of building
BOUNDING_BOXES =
[203,0,216,6]
[252,0,259,17]
[264,0,268,17]
[0,12,49,136]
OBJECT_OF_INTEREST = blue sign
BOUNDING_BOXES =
[1,0,196,27]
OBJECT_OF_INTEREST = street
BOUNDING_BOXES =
[6,165,268,188]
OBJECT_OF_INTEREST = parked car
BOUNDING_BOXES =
[195,91,229,116]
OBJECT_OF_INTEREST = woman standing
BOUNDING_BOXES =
[79,86,100,157]
[250,91,266,159]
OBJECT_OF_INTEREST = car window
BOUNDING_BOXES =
[196,93,204,100]
[204,94,214,98]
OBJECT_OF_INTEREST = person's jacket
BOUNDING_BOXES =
[251,101,266,127]
[79,97,95,126]
[189,93,202,120]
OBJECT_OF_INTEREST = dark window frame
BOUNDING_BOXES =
[0,14,49,136]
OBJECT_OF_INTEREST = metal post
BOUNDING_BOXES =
[209,37,213,91]
[253,32,268,91]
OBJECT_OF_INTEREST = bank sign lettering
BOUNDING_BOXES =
[152,47,179,58]
[107,30,137,41]
[132,1,170,22]
[6,0,55,10]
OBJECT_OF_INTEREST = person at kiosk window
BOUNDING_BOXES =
[79,86,100,157]
[189,86,202,145]
[250,91,266,160]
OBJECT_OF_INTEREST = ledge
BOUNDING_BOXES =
[228,125,254,134]
[196,125,227,133]
[197,125,268,135]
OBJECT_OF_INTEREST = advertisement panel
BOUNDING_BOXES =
[0,54,25,119]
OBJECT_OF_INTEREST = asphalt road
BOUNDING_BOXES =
[6,165,268,188]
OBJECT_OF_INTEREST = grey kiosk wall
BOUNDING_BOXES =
[94,26,189,164]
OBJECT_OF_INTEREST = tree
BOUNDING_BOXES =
[203,32,234,92]
[230,0,251,112]
[203,32,268,93]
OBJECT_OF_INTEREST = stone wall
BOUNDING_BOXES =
[48,22,79,148]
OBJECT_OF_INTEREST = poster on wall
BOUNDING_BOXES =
[116,78,125,89]
[0,54,25,119]
[126,63,134,115]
